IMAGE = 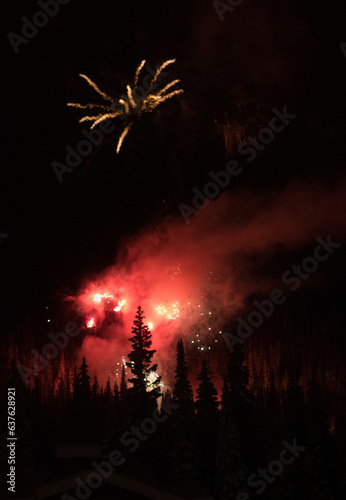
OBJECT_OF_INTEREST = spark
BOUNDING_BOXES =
[93,293,103,303]
[155,302,180,320]
[114,299,126,312]
[145,371,164,390]
[116,124,132,154]
[93,293,114,303]
[87,317,95,328]
[78,74,113,102]
[134,60,146,86]
[148,321,153,330]
[68,59,183,154]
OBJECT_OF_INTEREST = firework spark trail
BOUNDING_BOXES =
[134,60,146,86]
[149,59,176,87]
[91,112,124,129]
[67,59,183,153]
[79,111,124,128]
[116,124,132,154]
[67,103,111,111]
[126,85,136,108]
[119,99,130,114]
[79,74,113,102]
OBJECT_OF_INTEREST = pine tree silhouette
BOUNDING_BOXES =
[120,364,127,400]
[103,379,121,451]
[195,358,219,491]
[172,339,198,483]
[301,380,335,499]
[91,374,100,399]
[227,343,251,422]
[127,306,161,416]
[215,376,249,500]
[226,342,258,470]
[282,367,307,500]
[72,358,92,441]
[78,357,91,399]
[90,374,102,441]
[118,364,131,431]
[104,377,112,407]
[265,373,285,500]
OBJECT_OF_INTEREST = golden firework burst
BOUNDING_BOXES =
[67,59,183,153]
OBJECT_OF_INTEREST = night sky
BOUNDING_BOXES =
[2,0,346,331]
[2,3,346,499]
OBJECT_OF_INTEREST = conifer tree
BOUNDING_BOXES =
[77,357,91,400]
[282,367,308,500]
[195,358,219,490]
[72,366,78,399]
[227,343,251,422]
[300,380,335,499]
[227,342,256,467]
[215,376,249,500]
[72,358,92,441]
[103,379,121,451]
[265,373,285,500]
[113,380,121,428]
[119,364,131,430]
[90,374,102,441]
[120,364,127,400]
[104,377,112,407]
[127,306,161,415]
[172,339,197,482]
[91,374,99,399]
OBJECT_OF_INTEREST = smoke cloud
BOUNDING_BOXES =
[72,175,346,384]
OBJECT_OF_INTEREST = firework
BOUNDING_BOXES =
[145,371,164,390]
[87,317,95,328]
[93,292,114,303]
[155,302,180,320]
[67,59,183,153]
[114,299,126,312]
